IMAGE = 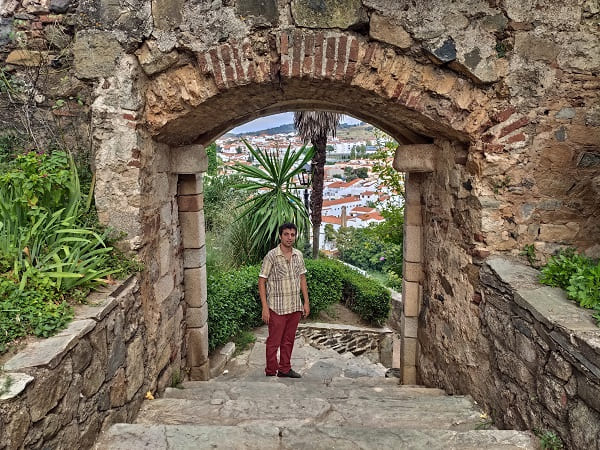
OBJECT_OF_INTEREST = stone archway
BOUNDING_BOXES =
[93,30,494,383]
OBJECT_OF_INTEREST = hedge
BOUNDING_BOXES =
[206,259,391,351]
[340,267,391,326]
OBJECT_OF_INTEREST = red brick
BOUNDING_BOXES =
[220,45,232,64]
[231,45,245,81]
[492,107,516,123]
[391,81,405,99]
[325,37,336,77]
[197,53,210,73]
[348,38,359,62]
[473,233,485,242]
[499,116,529,138]
[242,42,252,58]
[31,21,43,30]
[292,32,302,77]
[208,49,225,90]
[483,143,505,153]
[39,15,62,23]
[407,92,421,109]
[122,113,136,121]
[471,293,482,305]
[280,33,289,56]
[302,35,314,76]
[335,35,348,80]
[362,43,375,65]
[314,33,324,77]
[505,132,527,144]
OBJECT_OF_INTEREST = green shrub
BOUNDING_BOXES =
[305,258,344,317]
[540,249,592,289]
[207,265,262,351]
[0,275,73,352]
[340,267,391,326]
[540,249,600,313]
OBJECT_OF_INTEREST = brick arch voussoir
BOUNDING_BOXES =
[144,30,494,145]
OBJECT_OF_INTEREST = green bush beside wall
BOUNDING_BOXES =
[207,258,391,352]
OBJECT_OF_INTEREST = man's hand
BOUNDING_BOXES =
[262,307,270,324]
[303,302,310,318]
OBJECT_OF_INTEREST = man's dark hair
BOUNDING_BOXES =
[279,222,297,236]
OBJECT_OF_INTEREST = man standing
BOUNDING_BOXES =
[259,223,310,378]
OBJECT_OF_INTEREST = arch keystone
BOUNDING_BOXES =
[393,144,439,173]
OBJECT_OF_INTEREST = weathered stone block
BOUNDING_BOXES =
[547,352,572,382]
[402,315,418,338]
[402,365,417,385]
[5,49,46,66]
[369,12,412,49]
[291,0,365,29]
[184,267,207,307]
[178,174,203,195]
[404,262,424,282]
[184,247,206,269]
[568,400,600,449]
[135,40,179,76]
[186,305,208,329]
[186,325,209,367]
[404,225,423,262]
[171,145,208,174]
[28,361,73,422]
[189,361,210,381]
[405,204,422,226]
[152,0,184,30]
[237,0,278,25]
[180,211,205,249]
[539,223,580,243]
[403,281,420,317]
[125,335,144,401]
[73,30,123,79]
[393,144,438,173]
[178,194,203,212]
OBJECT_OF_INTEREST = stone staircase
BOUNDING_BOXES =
[95,326,538,449]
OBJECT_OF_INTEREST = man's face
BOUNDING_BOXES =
[280,228,296,247]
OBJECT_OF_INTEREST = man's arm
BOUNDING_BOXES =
[300,273,310,317]
[258,276,269,324]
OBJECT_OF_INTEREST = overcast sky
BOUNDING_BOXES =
[230,113,362,134]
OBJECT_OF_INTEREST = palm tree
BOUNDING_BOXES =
[294,111,341,258]
[231,139,314,261]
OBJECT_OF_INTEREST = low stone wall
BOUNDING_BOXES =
[0,276,180,450]
[479,258,600,449]
[297,323,394,368]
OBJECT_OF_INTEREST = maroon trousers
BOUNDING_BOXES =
[265,309,302,375]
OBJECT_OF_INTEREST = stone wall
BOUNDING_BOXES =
[477,258,600,449]
[0,277,184,450]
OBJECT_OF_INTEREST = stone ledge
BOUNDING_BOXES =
[298,323,393,333]
[3,276,139,372]
[0,372,33,400]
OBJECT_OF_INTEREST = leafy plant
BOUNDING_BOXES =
[305,258,344,317]
[534,429,563,450]
[521,244,537,266]
[540,249,600,318]
[231,141,314,261]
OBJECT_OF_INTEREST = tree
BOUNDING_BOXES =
[294,111,341,259]
[205,143,221,176]
[231,139,314,261]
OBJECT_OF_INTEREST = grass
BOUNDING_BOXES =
[233,330,256,356]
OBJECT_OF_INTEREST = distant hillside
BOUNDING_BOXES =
[226,120,370,138]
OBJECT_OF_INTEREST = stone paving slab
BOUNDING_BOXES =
[135,396,483,430]
[96,424,537,450]
[165,381,447,401]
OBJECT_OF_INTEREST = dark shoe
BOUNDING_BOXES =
[277,369,302,378]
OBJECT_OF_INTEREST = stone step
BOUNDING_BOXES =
[96,424,538,449]
[164,380,447,402]
[134,395,484,431]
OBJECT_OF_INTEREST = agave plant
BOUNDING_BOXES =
[231,140,315,261]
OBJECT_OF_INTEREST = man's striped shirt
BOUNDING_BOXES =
[259,245,306,315]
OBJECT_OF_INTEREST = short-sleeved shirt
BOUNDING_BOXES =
[259,245,307,315]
